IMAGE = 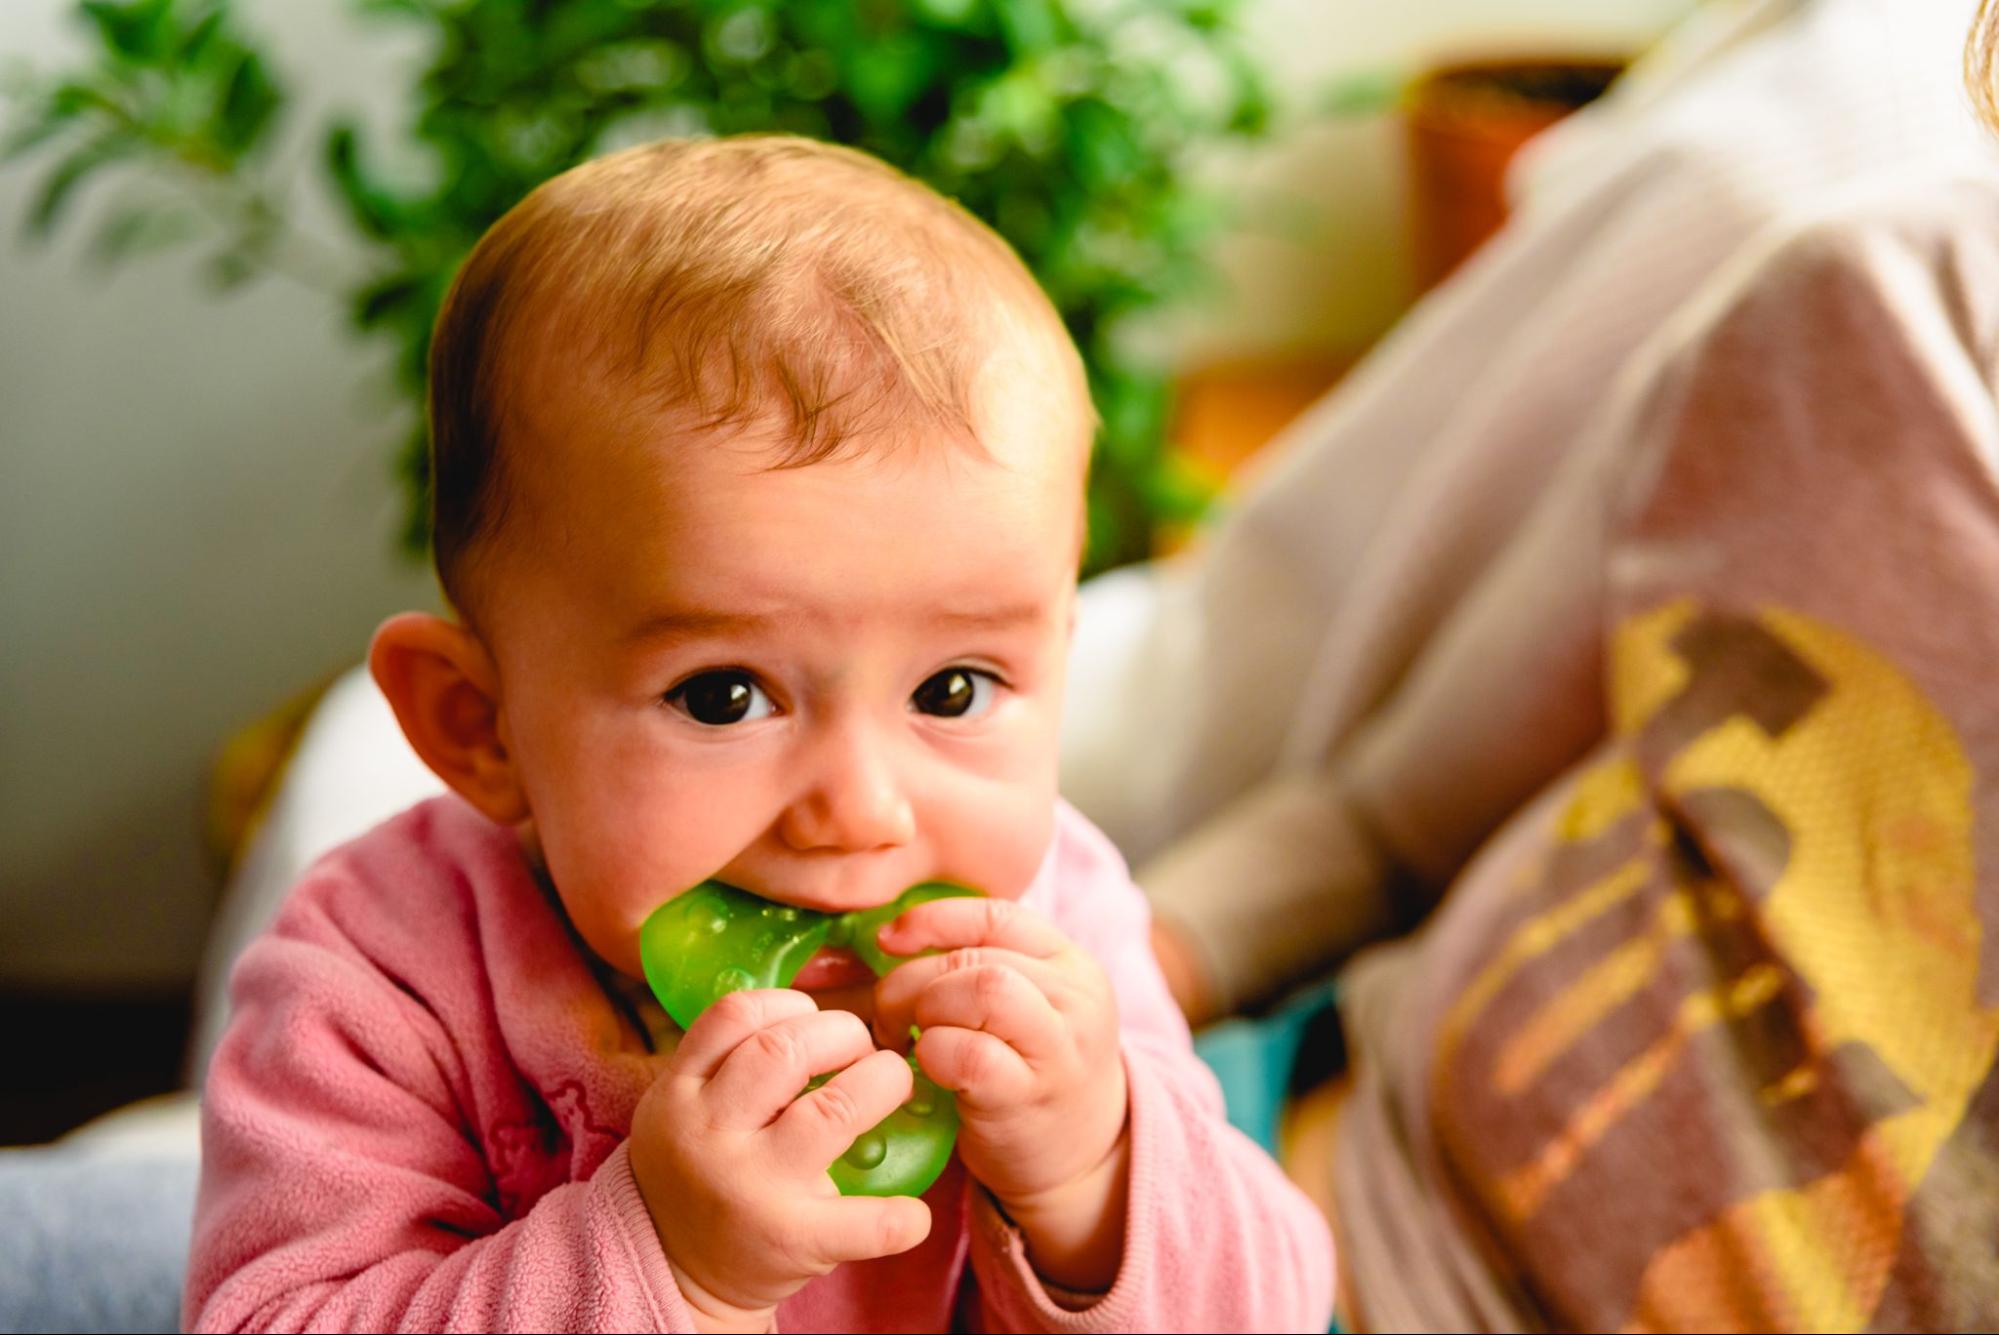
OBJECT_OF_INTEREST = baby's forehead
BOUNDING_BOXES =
[490,385,1085,633]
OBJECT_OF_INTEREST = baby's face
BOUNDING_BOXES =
[479,373,1084,1008]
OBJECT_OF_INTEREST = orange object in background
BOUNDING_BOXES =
[1156,353,1355,556]
[1172,353,1357,486]
[1404,57,1625,291]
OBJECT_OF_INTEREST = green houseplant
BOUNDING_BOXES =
[5,0,1274,575]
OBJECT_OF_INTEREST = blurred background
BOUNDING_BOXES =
[0,0,1692,1144]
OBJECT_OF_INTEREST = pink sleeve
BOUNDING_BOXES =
[184,881,696,1334]
[967,805,1336,1333]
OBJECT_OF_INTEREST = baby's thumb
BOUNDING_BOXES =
[814,1194,932,1266]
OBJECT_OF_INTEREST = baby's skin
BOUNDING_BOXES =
[370,325,1120,1331]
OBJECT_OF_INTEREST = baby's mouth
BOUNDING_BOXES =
[789,945,875,991]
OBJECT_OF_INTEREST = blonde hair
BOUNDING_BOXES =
[427,134,1084,608]
[1970,0,1999,134]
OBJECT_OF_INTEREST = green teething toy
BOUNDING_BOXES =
[639,880,978,1197]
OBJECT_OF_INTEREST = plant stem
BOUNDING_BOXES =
[91,83,355,296]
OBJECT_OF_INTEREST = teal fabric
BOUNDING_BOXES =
[1189,978,1340,1157]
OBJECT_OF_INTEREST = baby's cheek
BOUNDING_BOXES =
[531,801,721,977]
[945,779,1058,902]
[545,869,648,978]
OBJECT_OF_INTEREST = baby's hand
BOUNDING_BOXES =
[627,990,932,1334]
[872,899,1130,1291]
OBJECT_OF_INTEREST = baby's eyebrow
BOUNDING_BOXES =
[623,607,777,644]
[623,599,1046,643]
[928,601,1047,630]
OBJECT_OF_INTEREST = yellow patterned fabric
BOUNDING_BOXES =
[1438,603,1992,1330]
[1331,181,1999,1331]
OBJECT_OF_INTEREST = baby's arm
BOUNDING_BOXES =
[963,804,1336,1334]
[185,891,695,1334]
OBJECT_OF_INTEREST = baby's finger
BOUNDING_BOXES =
[706,1009,876,1128]
[671,988,819,1081]
[800,1194,933,1267]
[767,1047,913,1171]
[876,896,1067,961]
[871,947,1064,1050]
[906,962,1065,1068]
[913,1026,1035,1106]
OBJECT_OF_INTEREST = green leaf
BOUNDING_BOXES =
[912,0,984,31]
[1178,2,1226,32]
[214,50,281,156]
[574,39,691,96]
[1,112,80,164]
[178,9,226,63]
[702,5,775,69]
[355,0,437,17]
[845,37,939,127]
[25,131,136,236]
[1066,97,1140,189]
[350,272,421,330]
[991,0,1059,56]
[46,78,120,120]
[324,123,401,241]
[78,0,177,63]
[3,77,124,168]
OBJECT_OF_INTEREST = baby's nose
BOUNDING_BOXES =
[775,722,916,859]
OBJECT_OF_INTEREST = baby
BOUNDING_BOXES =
[184,135,1332,1333]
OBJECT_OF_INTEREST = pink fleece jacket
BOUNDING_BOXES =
[185,795,1332,1332]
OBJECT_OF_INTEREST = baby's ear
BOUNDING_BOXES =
[369,612,529,825]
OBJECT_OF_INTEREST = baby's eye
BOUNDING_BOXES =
[665,670,775,727]
[910,667,998,719]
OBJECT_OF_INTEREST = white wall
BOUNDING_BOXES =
[1185,0,1697,357]
[0,0,439,992]
[0,0,1691,993]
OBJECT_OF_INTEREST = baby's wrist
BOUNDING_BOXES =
[665,1257,778,1335]
[994,1126,1132,1294]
